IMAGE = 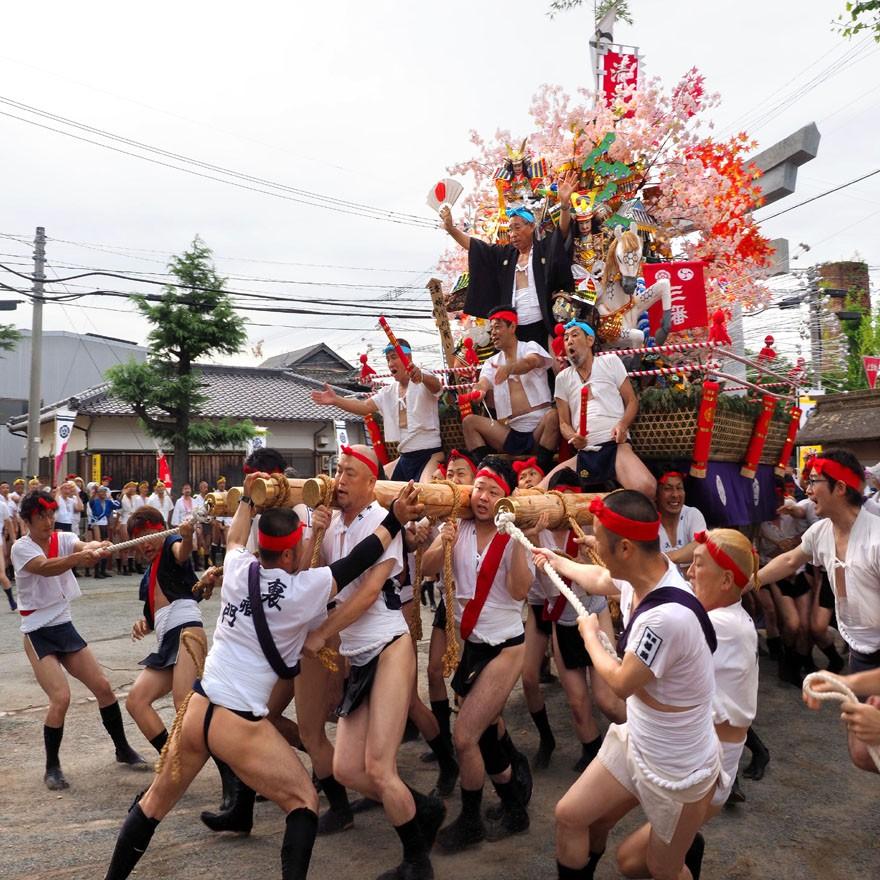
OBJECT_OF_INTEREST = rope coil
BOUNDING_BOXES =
[803,671,880,772]
[439,480,462,676]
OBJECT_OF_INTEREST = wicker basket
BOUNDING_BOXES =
[630,407,789,465]
[382,414,466,463]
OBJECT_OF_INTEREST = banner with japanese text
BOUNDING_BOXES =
[645,261,709,335]
[601,49,639,111]
[863,355,880,389]
[52,409,76,487]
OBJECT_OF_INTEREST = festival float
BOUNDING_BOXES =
[359,59,804,526]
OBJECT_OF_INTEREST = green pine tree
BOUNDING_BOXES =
[107,236,255,489]
[0,324,20,352]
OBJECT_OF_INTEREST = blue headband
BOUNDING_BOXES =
[384,344,412,356]
[564,319,596,338]
[507,207,535,224]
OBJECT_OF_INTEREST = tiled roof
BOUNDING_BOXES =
[6,365,363,429]
[260,343,355,371]
[797,389,880,445]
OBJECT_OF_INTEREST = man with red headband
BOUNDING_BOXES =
[303,444,446,878]
[547,317,655,497]
[533,489,720,880]
[103,469,425,880]
[655,470,706,570]
[462,306,559,475]
[11,490,147,791]
[758,447,880,773]
[513,456,545,490]
[312,339,445,483]
[422,455,535,851]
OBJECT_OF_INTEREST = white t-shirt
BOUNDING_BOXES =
[371,376,442,453]
[511,257,542,326]
[171,496,197,526]
[54,495,78,526]
[800,511,880,654]
[0,498,9,526]
[555,354,628,446]
[201,547,332,716]
[451,519,533,645]
[11,531,81,633]
[658,506,707,556]
[322,502,406,665]
[480,341,553,422]
[708,601,758,728]
[147,493,175,521]
[616,560,718,779]
[120,493,144,524]
[864,495,880,518]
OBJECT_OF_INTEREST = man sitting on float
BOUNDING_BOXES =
[546,316,655,497]
[462,306,559,476]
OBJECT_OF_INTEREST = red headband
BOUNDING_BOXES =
[490,310,518,326]
[258,523,304,552]
[448,449,477,474]
[589,497,660,542]
[658,471,685,485]
[694,531,752,589]
[475,468,511,496]
[513,457,545,478]
[131,522,166,537]
[811,458,864,492]
[340,445,379,479]
[551,483,582,494]
[37,497,58,511]
[435,464,447,478]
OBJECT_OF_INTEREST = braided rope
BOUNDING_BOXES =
[155,629,208,782]
[409,540,425,643]
[803,671,880,772]
[103,515,208,555]
[268,472,291,509]
[439,480,462,677]
[493,511,617,660]
[566,514,605,568]
[192,565,223,600]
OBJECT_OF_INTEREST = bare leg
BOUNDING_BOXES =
[614,444,657,496]
[126,668,173,742]
[461,414,510,452]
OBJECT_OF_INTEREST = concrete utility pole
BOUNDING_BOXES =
[806,267,823,395]
[25,226,46,478]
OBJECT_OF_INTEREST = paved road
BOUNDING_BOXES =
[0,573,877,879]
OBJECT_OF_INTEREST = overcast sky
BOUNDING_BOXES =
[1,0,878,375]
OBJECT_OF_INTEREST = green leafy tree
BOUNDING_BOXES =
[0,324,20,352]
[107,236,255,490]
[548,0,633,24]
[836,2,880,41]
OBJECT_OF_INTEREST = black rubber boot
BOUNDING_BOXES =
[743,727,770,780]
[100,703,148,768]
[200,776,256,834]
[726,774,746,804]
[376,815,433,880]
[684,832,705,880]
[214,758,237,811]
[572,734,602,773]
[3,586,16,611]
[281,807,318,880]
[437,787,485,853]
[424,735,459,797]
[557,851,603,879]
[485,777,529,841]
[530,708,556,770]
[104,802,159,880]
[316,774,354,834]
[407,787,446,851]
[821,641,846,673]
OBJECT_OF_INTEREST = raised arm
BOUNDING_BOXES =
[439,205,471,251]
[532,546,619,596]
[310,383,378,417]
[757,545,811,588]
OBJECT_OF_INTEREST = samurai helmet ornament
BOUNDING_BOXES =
[505,138,529,163]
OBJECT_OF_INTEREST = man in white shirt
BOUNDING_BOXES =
[656,471,707,568]
[0,481,15,609]
[462,306,559,475]
[758,448,880,773]
[54,481,83,534]
[147,481,175,526]
[311,339,445,483]
[549,318,656,496]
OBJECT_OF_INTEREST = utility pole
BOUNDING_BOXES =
[806,267,823,395]
[25,227,46,478]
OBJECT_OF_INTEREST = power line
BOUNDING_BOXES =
[757,168,880,222]
[0,97,437,229]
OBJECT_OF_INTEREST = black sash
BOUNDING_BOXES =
[617,586,717,657]
[247,560,300,680]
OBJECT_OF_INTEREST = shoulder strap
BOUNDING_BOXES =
[48,531,60,559]
[460,532,511,640]
[247,560,299,680]
[617,586,717,657]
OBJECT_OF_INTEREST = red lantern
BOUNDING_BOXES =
[690,380,720,479]
[740,395,776,479]
[774,406,802,477]
[363,413,389,465]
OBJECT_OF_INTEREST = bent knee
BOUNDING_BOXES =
[616,847,644,878]
[555,795,584,830]
[50,689,71,714]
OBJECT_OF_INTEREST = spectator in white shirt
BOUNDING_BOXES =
[655,471,707,568]
[147,481,174,526]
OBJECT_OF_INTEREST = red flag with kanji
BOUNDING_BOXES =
[156,450,172,489]
[645,262,709,335]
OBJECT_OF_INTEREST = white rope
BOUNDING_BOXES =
[494,511,617,660]
[803,671,880,772]
[100,514,210,555]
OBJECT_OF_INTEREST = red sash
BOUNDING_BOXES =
[20,531,61,617]
[542,530,578,622]
[147,558,160,621]
[460,532,511,640]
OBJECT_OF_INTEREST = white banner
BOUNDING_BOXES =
[245,426,269,458]
[334,419,350,451]
[53,408,77,487]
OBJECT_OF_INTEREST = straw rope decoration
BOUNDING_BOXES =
[304,473,339,672]
[438,480,462,676]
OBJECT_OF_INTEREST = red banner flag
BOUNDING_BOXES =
[645,261,709,336]
[863,355,880,389]
[601,50,639,110]
[156,451,172,489]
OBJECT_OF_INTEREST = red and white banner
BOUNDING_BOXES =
[645,261,709,335]
[156,449,172,489]
[864,355,880,389]
[601,49,639,109]
[53,409,77,487]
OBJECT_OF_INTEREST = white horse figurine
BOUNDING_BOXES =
[595,224,671,349]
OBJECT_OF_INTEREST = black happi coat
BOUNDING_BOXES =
[463,228,573,333]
